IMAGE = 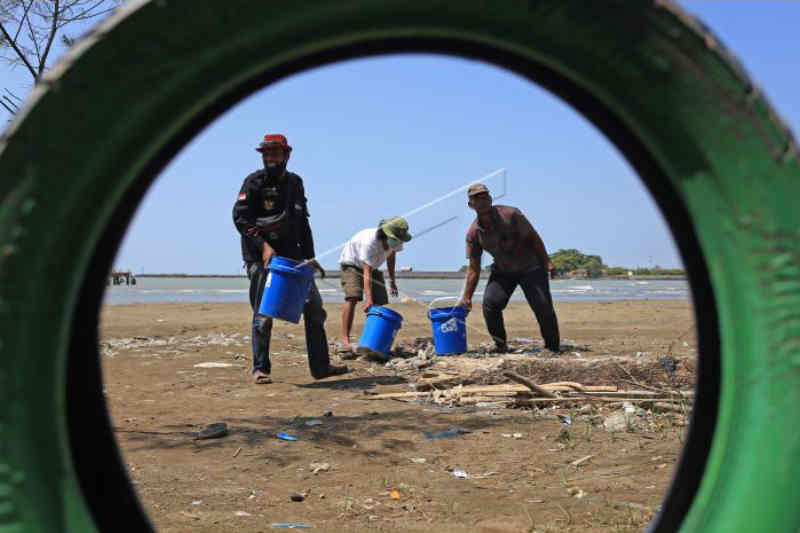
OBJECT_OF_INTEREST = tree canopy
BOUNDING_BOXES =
[549,248,605,278]
[0,0,122,114]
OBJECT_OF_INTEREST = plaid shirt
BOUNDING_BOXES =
[466,205,542,273]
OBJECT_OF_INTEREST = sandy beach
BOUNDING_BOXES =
[100,300,696,533]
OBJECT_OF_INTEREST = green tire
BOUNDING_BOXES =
[0,1,797,532]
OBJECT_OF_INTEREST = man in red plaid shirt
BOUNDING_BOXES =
[457,183,560,353]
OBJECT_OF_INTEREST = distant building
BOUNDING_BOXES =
[399,266,413,272]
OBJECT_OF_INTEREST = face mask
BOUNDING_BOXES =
[387,237,402,250]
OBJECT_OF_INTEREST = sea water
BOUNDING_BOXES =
[103,277,690,305]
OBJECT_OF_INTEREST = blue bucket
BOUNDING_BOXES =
[258,256,315,324]
[357,306,403,360]
[429,306,468,355]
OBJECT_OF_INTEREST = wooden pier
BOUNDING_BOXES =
[108,270,136,286]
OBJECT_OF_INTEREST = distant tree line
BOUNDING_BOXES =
[460,248,685,278]
[549,248,604,278]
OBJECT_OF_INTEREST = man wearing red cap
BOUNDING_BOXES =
[233,134,349,383]
[457,183,560,353]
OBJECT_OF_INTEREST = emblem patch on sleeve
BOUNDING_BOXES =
[238,193,247,200]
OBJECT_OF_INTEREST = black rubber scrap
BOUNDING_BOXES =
[658,355,678,375]
[196,423,229,440]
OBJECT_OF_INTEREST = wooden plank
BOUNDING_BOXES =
[513,397,692,406]
[567,390,694,398]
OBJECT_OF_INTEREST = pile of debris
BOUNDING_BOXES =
[361,371,693,413]
[384,343,435,372]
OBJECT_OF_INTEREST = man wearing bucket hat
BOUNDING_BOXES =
[337,217,412,355]
[457,183,560,353]
[233,133,350,383]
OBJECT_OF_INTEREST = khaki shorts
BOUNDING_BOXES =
[340,265,389,304]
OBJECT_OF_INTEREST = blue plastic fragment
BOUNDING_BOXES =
[423,427,472,440]
[272,524,310,529]
[276,432,298,441]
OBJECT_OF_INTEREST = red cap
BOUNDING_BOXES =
[256,134,292,153]
[467,182,490,197]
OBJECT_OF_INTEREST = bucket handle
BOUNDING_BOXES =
[428,296,466,311]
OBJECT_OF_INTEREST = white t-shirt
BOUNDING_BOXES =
[339,228,403,269]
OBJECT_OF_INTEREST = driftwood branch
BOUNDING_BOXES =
[502,371,557,398]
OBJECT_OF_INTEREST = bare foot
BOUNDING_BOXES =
[252,371,272,384]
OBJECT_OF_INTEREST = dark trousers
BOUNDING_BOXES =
[247,262,330,378]
[482,267,560,351]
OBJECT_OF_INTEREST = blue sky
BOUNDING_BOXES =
[2,2,798,274]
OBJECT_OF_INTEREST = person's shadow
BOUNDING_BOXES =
[294,375,406,390]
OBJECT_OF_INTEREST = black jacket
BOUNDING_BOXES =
[232,170,316,263]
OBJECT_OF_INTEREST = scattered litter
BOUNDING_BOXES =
[232,447,242,458]
[501,433,512,438]
[191,500,202,505]
[475,401,506,408]
[196,423,228,440]
[573,352,582,358]
[570,454,595,467]
[305,419,323,427]
[410,457,426,464]
[193,362,234,368]
[555,427,571,443]
[323,411,333,417]
[389,489,401,500]
[557,415,572,426]
[451,469,469,479]
[385,345,434,371]
[277,432,298,441]
[309,462,330,474]
[235,511,251,517]
[514,337,534,344]
[271,523,310,529]
[290,493,306,502]
[471,471,498,479]
[603,411,628,432]
[512,432,524,439]
[424,427,472,440]
[658,355,678,374]
[611,501,652,512]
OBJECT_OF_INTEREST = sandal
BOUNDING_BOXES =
[197,423,228,440]
[335,342,359,360]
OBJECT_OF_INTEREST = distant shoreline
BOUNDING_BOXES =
[135,272,687,281]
